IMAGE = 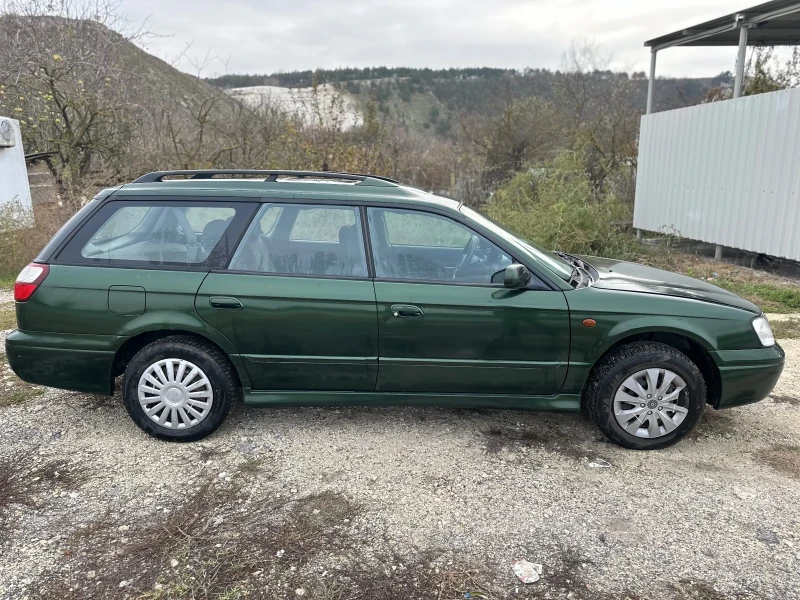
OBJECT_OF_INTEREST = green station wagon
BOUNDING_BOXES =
[6,170,784,449]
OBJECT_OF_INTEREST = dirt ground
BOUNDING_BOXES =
[0,315,798,599]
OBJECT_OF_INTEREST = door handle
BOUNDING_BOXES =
[209,296,243,310]
[391,304,424,318]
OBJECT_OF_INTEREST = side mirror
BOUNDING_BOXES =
[501,264,532,289]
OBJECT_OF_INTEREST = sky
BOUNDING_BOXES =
[120,0,760,79]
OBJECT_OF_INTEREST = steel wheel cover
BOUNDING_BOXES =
[613,368,689,438]
[138,359,213,429]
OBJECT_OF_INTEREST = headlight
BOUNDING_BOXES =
[752,315,775,347]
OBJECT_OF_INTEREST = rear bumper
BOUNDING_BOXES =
[5,329,116,395]
[711,343,785,408]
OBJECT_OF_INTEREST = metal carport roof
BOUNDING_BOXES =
[646,1,800,50]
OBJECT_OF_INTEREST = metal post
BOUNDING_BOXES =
[715,21,749,261]
[732,23,749,99]
[646,50,657,114]
[636,49,658,243]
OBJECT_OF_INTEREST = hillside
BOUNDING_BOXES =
[0,15,241,187]
[207,67,732,138]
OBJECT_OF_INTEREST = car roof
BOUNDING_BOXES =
[108,170,461,212]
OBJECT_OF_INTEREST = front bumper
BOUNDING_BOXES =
[711,343,785,408]
[5,329,116,395]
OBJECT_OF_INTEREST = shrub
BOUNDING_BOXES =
[0,200,68,280]
[484,151,641,260]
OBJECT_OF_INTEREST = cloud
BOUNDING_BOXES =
[122,0,750,78]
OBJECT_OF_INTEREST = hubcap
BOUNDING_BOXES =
[613,368,689,438]
[138,359,213,430]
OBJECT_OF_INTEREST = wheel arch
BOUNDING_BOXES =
[111,329,248,393]
[583,330,721,408]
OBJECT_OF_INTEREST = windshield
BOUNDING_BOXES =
[460,206,574,281]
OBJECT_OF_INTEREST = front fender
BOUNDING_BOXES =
[598,316,718,357]
[561,312,724,396]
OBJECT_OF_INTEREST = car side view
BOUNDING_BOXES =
[6,170,785,449]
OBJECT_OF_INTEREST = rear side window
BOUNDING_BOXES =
[228,203,367,277]
[58,200,255,269]
[290,208,356,241]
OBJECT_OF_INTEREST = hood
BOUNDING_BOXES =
[582,256,760,314]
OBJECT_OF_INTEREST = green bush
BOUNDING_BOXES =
[484,151,640,260]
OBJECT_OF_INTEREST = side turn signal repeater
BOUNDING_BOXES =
[582,318,597,328]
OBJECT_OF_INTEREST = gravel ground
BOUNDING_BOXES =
[0,330,798,599]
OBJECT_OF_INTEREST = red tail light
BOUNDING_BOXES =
[14,263,49,302]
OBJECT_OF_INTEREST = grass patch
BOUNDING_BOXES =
[712,280,800,313]
[481,419,603,462]
[0,450,88,535]
[0,353,45,407]
[25,480,769,600]
[29,470,362,600]
[670,580,767,600]
[0,304,16,331]
[756,446,800,480]
[770,394,800,406]
[770,318,800,339]
[640,253,800,314]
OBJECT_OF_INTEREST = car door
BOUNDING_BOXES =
[366,206,570,396]
[195,202,379,392]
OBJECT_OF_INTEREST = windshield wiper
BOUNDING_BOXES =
[556,252,594,288]
[556,251,591,270]
[554,250,577,267]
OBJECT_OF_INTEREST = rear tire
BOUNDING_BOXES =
[122,335,239,442]
[585,342,706,450]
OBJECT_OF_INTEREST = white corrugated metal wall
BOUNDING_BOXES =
[633,87,800,260]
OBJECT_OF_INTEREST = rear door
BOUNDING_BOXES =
[366,206,570,396]
[195,202,379,391]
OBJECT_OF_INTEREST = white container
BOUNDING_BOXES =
[0,117,34,227]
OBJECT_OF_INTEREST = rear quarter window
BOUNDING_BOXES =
[57,200,255,270]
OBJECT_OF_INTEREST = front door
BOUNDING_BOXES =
[196,202,379,391]
[366,207,570,395]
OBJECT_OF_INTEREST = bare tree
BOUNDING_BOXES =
[458,79,561,201]
[0,0,155,195]
[554,40,640,199]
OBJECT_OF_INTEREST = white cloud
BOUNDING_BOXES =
[120,0,759,78]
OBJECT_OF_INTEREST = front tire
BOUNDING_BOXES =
[585,342,706,450]
[123,335,239,442]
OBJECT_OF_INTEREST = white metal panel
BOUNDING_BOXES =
[0,117,33,214]
[634,87,800,260]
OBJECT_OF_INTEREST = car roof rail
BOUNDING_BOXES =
[131,169,400,186]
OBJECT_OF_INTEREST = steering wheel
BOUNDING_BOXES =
[455,234,479,276]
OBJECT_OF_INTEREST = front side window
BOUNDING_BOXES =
[229,204,367,277]
[63,202,243,268]
[367,207,512,284]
